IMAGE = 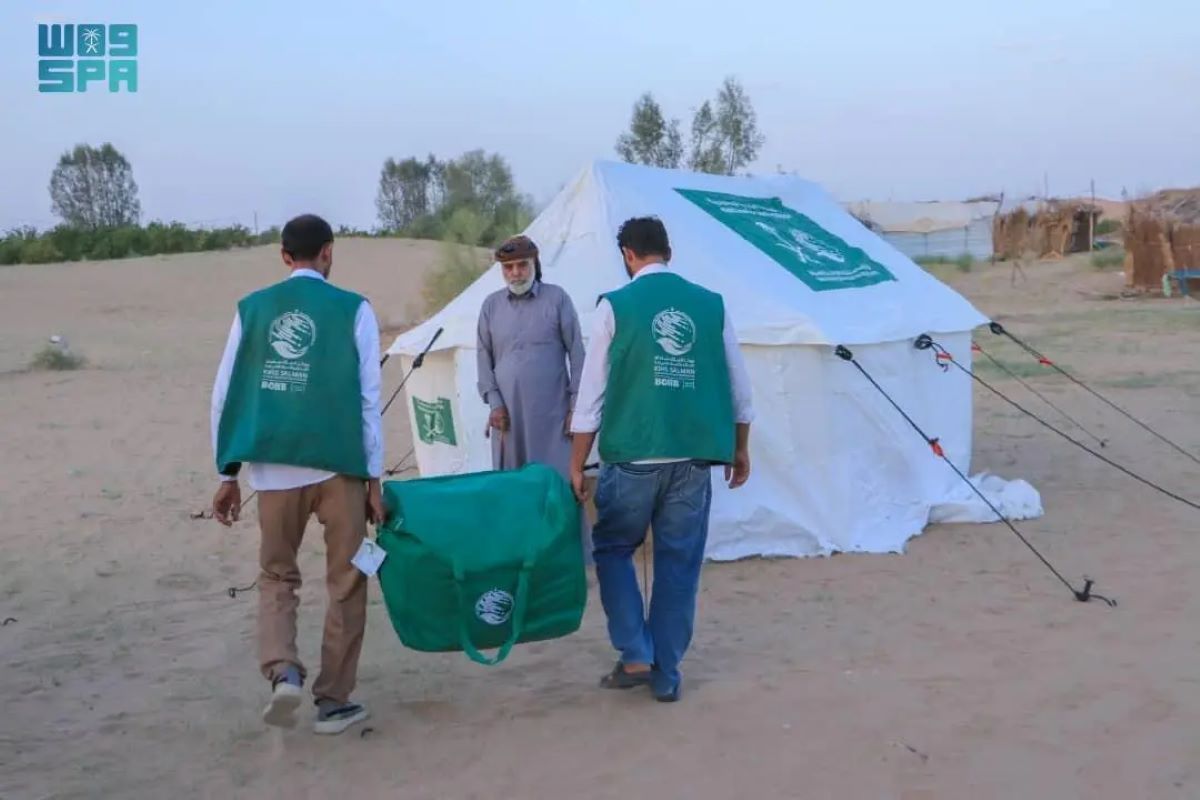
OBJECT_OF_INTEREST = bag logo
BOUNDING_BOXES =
[268,310,317,360]
[474,588,514,625]
[651,308,696,357]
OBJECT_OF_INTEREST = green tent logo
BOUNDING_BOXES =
[675,188,896,292]
[413,396,457,446]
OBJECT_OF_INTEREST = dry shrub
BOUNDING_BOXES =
[1091,249,1125,270]
[30,344,85,371]
[421,208,492,315]
[993,208,1030,260]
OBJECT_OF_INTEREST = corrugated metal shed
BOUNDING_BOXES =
[844,200,1000,261]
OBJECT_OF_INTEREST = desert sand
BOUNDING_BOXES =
[1,241,1198,800]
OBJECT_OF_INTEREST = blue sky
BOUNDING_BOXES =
[2,0,1197,231]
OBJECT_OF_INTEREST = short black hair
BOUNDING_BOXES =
[281,214,334,260]
[616,216,670,259]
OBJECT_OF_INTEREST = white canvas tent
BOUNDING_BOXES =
[844,200,1000,262]
[388,160,1031,561]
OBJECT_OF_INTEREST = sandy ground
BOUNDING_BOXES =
[1,244,1198,800]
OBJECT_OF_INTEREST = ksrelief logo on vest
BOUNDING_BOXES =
[269,311,317,359]
[651,308,696,356]
[651,308,699,390]
[475,588,514,625]
[261,311,316,393]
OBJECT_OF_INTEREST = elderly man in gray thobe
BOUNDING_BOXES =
[477,235,585,483]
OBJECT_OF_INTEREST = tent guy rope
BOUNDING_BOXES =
[987,321,1200,467]
[381,327,442,416]
[970,341,1107,449]
[914,334,1200,514]
[834,344,1114,607]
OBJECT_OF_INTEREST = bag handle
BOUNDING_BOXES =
[452,559,532,666]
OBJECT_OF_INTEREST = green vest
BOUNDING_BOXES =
[598,271,735,464]
[215,276,369,478]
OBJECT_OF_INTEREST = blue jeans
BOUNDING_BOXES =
[591,460,713,694]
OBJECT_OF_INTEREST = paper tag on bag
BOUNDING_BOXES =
[351,539,387,577]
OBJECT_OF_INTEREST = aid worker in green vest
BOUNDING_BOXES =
[569,216,754,703]
[209,214,383,735]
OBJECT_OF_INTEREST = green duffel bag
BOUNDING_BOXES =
[375,463,586,666]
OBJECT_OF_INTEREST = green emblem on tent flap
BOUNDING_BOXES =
[675,188,896,292]
[413,396,457,446]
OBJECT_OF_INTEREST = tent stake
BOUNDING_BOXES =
[834,343,1114,607]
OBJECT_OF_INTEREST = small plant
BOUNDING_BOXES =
[29,342,85,371]
[422,257,488,315]
[1096,219,1120,236]
[422,208,490,314]
[954,253,974,272]
[1091,249,1125,270]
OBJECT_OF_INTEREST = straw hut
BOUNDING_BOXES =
[1123,189,1200,291]
[992,200,1101,260]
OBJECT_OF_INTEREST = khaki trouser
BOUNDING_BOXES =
[256,475,367,704]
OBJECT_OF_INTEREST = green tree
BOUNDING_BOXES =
[484,195,535,247]
[688,100,725,174]
[687,77,765,175]
[374,149,531,246]
[49,143,141,229]
[376,156,437,231]
[713,76,764,174]
[615,93,684,169]
[441,150,517,220]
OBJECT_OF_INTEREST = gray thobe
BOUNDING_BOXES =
[476,281,585,480]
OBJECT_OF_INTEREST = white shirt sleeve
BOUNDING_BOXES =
[568,299,615,434]
[723,309,756,425]
[355,301,384,479]
[211,311,242,481]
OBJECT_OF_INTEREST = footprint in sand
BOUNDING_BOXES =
[155,572,209,591]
